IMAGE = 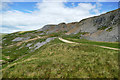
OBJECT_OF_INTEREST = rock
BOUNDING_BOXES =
[12,37,30,41]
[26,43,32,47]
[34,37,56,50]
[39,33,44,35]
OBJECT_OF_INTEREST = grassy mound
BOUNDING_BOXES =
[2,39,118,78]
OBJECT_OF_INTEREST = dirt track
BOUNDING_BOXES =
[59,37,120,51]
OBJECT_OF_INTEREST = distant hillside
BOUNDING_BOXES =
[0,33,8,38]
[38,9,120,42]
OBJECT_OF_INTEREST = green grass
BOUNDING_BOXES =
[106,27,113,32]
[97,26,108,30]
[0,33,8,38]
[63,38,119,49]
[62,32,89,39]
[2,30,119,78]
[2,30,44,47]
[2,37,48,63]
[2,38,118,78]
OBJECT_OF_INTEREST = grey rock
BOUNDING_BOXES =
[26,43,32,47]
[29,47,33,49]
[12,37,30,41]
[39,33,44,35]
[34,37,55,50]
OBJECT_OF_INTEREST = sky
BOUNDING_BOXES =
[0,0,119,33]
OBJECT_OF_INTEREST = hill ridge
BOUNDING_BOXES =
[38,9,119,42]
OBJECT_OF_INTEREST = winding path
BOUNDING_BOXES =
[59,38,77,44]
[59,37,120,51]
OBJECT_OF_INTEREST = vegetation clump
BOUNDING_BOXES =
[62,32,89,39]
[106,27,113,32]
[97,26,108,30]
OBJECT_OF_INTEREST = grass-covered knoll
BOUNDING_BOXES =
[2,30,44,47]
[2,37,48,64]
[63,38,119,49]
[2,30,63,64]
[2,38,118,78]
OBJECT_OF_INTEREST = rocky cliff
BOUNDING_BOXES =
[38,9,120,42]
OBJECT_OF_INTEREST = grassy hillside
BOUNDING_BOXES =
[2,38,118,78]
[0,33,8,38]
[62,35,119,49]
[1,28,119,78]
[1,9,119,78]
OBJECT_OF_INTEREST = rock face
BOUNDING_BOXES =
[38,9,120,42]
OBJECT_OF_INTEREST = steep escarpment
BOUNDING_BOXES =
[79,9,119,42]
[39,9,120,42]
